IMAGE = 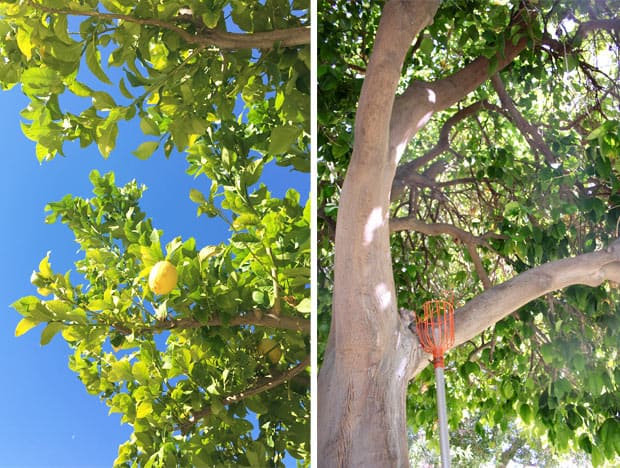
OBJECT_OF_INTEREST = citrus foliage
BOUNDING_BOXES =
[3,0,309,466]
[0,0,309,166]
[319,0,620,464]
[16,170,310,466]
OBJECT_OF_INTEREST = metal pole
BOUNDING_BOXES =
[434,365,451,468]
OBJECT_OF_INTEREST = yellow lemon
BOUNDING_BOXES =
[258,338,282,364]
[148,260,178,295]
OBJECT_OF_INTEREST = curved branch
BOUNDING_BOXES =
[391,216,496,289]
[181,355,310,434]
[390,216,496,248]
[429,6,538,112]
[453,238,620,348]
[27,2,310,49]
[389,14,620,160]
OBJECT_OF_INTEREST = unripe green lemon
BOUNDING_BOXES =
[148,260,178,295]
[258,338,282,364]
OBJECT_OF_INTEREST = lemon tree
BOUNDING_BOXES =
[3,1,310,466]
[318,0,620,466]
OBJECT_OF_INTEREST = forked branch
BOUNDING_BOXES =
[391,101,488,201]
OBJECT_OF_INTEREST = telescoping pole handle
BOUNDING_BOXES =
[434,365,450,468]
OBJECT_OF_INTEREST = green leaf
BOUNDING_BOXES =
[169,120,189,151]
[295,297,311,313]
[201,10,220,28]
[252,290,265,304]
[140,117,160,136]
[275,91,285,110]
[15,318,39,337]
[136,400,153,419]
[132,141,159,160]
[16,27,33,60]
[518,403,533,424]
[11,296,50,321]
[268,126,301,154]
[92,91,116,110]
[501,380,514,399]
[245,396,268,414]
[40,322,63,346]
[21,68,64,96]
[86,41,112,85]
[109,360,134,382]
[232,213,260,229]
[199,245,222,261]
[246,449,262,468]
[210,398,225,416]
[419,37,434,55]
[539,343,555,364]
[242,159,264,187]
[67,80,92,97]
[86,299,109,312]
[109,393,133,416]
[61,326,82,342]
[97,122,118,158]
[586,122,612,140]
[118,77,134,99]
[189,188,205,203]
[38,252,53,278]
[132,361,150,385]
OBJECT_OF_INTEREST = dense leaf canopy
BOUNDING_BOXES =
[2,0,310,466]
[319,0,620,464]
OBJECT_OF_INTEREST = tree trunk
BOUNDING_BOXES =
[317,1,440,466]
[318,314,425,467]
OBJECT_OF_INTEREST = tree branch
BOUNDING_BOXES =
[331,0,441,349]
[490,74,557,164]
[113,311,310,336]
[390,216,494,248]
[389,13,620,163]
[575,18,620,39]
[27,2,310,50]
[391,217,495,289]
[391,101,487,201]
[464,242,493,290]
[180,355,310,434]
[389,5,535,162]
[453,238,620,348]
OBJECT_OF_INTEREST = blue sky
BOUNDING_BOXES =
[0,76,308,465]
